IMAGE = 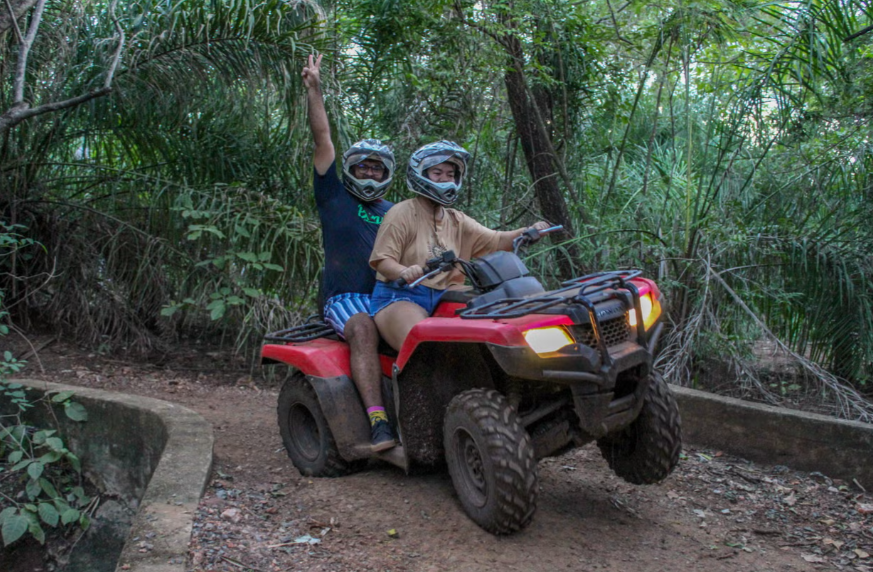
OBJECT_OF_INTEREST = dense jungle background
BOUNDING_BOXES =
[2,0,873,420]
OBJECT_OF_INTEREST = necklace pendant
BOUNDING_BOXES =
[430,241,447,258]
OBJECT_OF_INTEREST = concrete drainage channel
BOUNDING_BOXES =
[2,380,871,571]
[1,379,213,572]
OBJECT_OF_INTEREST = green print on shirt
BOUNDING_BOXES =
[357,204,383,225]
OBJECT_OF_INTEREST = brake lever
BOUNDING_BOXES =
[391,262,441,288]
[408,266,445,288]
[512,225,564,253]
[394,250,458,289]
[529,225,563,239]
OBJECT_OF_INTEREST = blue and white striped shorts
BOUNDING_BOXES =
[323,292,372,338]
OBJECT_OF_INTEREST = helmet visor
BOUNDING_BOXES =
[419,152,464,173]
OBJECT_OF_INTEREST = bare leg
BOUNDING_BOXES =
[344,312,396,451]
[373,301,428,352]
[343,312,382,409]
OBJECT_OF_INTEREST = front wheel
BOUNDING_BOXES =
[443,389,537,534]
[597,372,682,484]
[277,372,362,477]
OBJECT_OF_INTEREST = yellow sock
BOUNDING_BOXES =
[367,407,388,426]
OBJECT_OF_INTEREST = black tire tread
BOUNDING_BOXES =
[597,372,682,485]
[277,371,360,478]
[444,389,537,534]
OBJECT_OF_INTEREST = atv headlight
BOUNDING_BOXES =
[628,293,661,329]
[523,327,574,355]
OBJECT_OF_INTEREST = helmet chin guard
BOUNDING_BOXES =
[406,141,470,206]
[341,139,395,201]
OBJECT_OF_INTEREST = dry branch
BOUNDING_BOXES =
[0,0,125,136]
[658,254,873,422]
[11,0,46,103]
[0,0,34,37]
[705,260,873,422]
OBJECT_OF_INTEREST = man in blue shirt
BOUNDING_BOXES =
[302,54,395,451]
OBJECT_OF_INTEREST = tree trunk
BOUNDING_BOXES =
[501,31,584,278]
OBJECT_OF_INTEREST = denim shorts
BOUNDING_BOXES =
[323,292,371,338]
[369,281,446,317]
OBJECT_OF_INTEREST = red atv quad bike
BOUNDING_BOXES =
[262,226,681,534]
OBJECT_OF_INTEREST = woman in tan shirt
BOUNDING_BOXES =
[369,140,549,351]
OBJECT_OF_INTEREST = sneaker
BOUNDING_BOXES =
[370,419,396,452]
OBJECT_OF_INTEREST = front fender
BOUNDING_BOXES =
[394,314,574,372]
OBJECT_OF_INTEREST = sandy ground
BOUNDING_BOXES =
[7,336,873,571]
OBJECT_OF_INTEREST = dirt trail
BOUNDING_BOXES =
[11,337,873,571]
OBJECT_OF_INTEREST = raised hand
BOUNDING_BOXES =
[302,53,323,91]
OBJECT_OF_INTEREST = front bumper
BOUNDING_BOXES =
[486,322,663,438]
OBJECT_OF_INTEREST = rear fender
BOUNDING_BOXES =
[306,375,372,462]
[265,342,411,467]
[262,339,352,378]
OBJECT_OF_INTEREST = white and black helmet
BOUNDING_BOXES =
[406,140,471,206]
[341,139,395,201]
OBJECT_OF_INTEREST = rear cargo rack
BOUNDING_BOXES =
[263,315,336,343]
[458,270,642,320]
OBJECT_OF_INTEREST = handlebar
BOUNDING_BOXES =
[512,224,563,254]
[539,224,564,235]
[389,250,458,288]
[408,267,444,288]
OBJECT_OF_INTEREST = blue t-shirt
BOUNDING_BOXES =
[315,161,393,301]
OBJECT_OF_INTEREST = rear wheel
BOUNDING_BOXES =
[277,372,362,477]
[597,372,681,484]
[443,389,537,534]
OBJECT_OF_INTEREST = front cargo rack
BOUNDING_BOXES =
[458,269,642,320]
[264,315,336,343]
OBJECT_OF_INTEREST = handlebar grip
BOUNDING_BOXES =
[389,278,407,288]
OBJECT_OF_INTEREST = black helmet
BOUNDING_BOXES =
[406,140,470,206]
[341,139,395,201]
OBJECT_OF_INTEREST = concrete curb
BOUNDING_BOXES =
[5,379,213,572]
[674,386,873,489]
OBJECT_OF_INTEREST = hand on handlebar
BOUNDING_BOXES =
[399,265,424,284]
[390,252,458,288]
[514,223,563,253]
[523,222,561,239]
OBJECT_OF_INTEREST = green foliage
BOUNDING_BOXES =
[1,0,325,353]
[0,226,92,546]
[0,384,92,547]
[0,322,92,546]
[2,0,873,408]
